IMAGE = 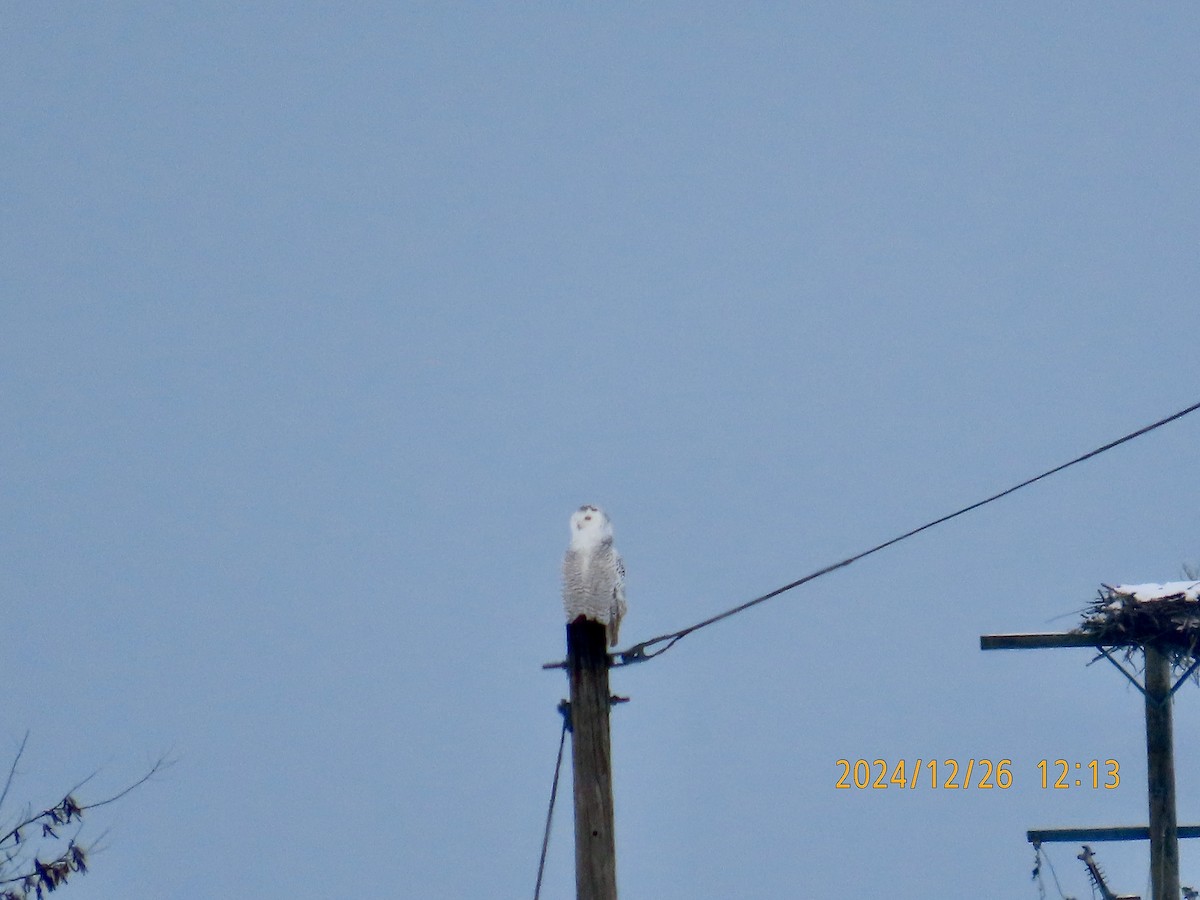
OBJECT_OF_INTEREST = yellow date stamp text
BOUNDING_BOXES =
[835,758,1012,790]
[834,758,1121,790]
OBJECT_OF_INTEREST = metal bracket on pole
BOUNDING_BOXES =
[1093,647,1147,698]
[1088,646,1200,705]
[1170,657,1200,697]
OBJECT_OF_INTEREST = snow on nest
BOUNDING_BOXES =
[1106,581,1200,603]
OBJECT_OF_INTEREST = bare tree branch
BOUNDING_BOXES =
[0,746,170,899]
[80,755,172,813]
[0,735,28,816]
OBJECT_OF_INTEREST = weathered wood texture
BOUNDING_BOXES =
[1028,826,1200,843]
[980,632,1139,650]
[1144,644,1179,900]
[567,617,617,900]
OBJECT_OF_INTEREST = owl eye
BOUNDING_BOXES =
[583,515,592,521]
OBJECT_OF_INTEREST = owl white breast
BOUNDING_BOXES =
[561,505,627,646]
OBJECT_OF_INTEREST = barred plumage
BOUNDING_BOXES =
[562,505,627,647]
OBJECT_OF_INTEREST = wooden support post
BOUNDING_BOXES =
[567,616,617,900]
[1144,644,1179,900]
[1029,825,1200,843]
[983,630,1194,895]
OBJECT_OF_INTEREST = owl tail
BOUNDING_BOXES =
[607,601,624,647]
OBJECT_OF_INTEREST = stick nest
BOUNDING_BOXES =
[1079,585,1200,667]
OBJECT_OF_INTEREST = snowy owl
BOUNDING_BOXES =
[562,505,627,646]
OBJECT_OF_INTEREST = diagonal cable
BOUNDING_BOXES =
[616,399,1200,666]
[533,714,569,900]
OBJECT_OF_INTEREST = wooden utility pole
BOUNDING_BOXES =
[1144,644,1180,900]
[982,632,1188,900]
[566,616,618,900]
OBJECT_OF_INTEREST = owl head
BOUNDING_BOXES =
[569,504,613,548]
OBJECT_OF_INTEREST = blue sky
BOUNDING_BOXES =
[3,4,1200,897]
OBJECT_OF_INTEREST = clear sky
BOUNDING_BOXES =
[3,4,1199,898]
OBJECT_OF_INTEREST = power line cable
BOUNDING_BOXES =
[616,399,1200,666]
[1032,841,1076,900]
[533,706,569,900]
